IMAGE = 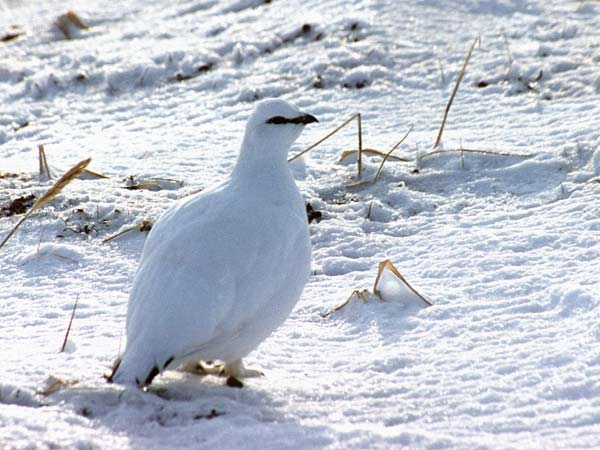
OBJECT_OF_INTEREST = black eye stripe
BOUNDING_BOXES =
[266,114,319,125]
[266,116,289,124]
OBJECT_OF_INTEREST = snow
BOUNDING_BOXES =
[1,0,600,449]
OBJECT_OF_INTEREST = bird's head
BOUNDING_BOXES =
[243,98,318,154]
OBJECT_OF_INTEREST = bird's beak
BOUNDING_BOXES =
[297,114,318,125]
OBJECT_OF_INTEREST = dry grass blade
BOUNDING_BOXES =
[339,148,411,163]
[37,146,107,180]
[38,144,52,180]
[420,147,532,161]
[32,158,91,210]
[0,158,91,251]
[1,31,25,42]
[433,37,479,149]
[321,289,370,318]
[151,177,184,186]
[373,259,433,307]
[123,182,162,191]
[357,113,363,178]
[437,55,446,86]
[323,260,433,318]
[372,125,414,184]
[288,113,360,162]
[38,375,79,396]
[55,11,88,39]
[346,180,371,189]
[102,219,153,243]
[64,11,88,29]
[501,31,513,68]
[60,295,79,352]
[82,169,109,179]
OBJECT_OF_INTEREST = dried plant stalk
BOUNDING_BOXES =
[38,144,52,180]
[339,148,410,163]
[38,146,107,180]
[123,182,162,191]
[345,180,371,189]
[433,37,479,149]
[60,295,79,352]
[373,260,432,306]
[150,177,184,186]
[82,169,109,179]
[288,113,361,162]
[0,158,91,251]
[55,11,88,39]
[1,31,25,43]
[420,147,531,160]
[321,289,370,318]
[38,376,79,396]
[323,259,433,318]
[372,125,414,184]
[357,113,363,178]
[102,219,153,243]
[501,31,513,68]
[31,158,90,210]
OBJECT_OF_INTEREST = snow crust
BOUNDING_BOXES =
[1,0,600,449]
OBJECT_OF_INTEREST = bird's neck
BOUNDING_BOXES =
[231,136,293,189]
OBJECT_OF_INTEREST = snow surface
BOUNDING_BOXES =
[1,0,600,449]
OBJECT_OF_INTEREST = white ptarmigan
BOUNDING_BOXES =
[108,99,317,388]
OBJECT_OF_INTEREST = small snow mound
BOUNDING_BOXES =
[20,243,85,265]
[340,66,385,89]
[365,199,394,223]
[376,269,411,304]
[375,262,430,309]
[106,63,166,93]
[62,339,77,354]
[550,287,596,318]
[592,148,600,176]
[24,72,62,99]
[0,384,40,408]
[535,23,578,42]
[322,289,379,321]
[387,189,436,218]
[53,11,89,40]
[232,42,259,65]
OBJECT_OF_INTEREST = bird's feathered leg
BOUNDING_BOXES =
[223,359,264,388]
[224,359,264,378]
[179,360,225,377]
[179,359,263,388]
[106,355,175,388]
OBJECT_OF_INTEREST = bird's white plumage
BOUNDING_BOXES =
[110,99,315,386]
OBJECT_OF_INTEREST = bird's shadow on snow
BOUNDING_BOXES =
[48,375,301,434]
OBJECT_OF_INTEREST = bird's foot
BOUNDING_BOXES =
[179,360,224,377]
[226,376,244,388]
[223,359,264,379]
[179,359,263,388]
[223,360,263,389]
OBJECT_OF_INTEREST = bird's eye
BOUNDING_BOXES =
[266,116,289,124]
